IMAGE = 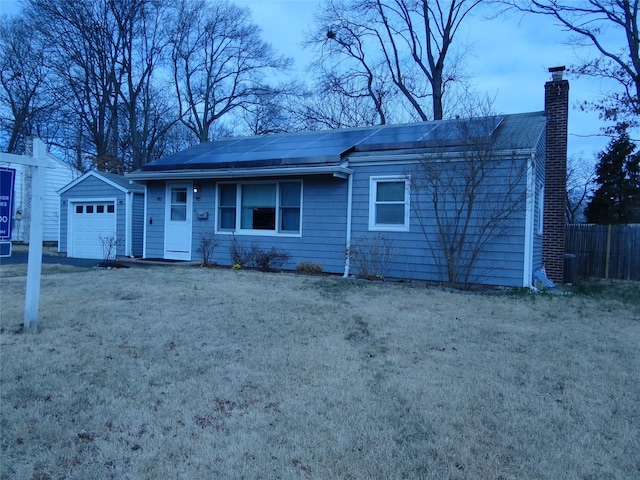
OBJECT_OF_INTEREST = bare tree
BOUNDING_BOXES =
[22,0,179,172]
[566,154,595,223]
[110,0,178,171]
[309,0,483,122]
[169,0,292,143]
[0,16,58,153]
[27,0,121,164]
[237,94,288,135]
[505,0,640,127]
[411,112,529,287]
[310,4,391,124]
[294,72,390,129]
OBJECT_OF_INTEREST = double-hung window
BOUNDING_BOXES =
[217,181,302,235]
[369,176,410,231]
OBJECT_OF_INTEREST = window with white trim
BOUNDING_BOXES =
[369,176,410,231]
[217,181,302,234]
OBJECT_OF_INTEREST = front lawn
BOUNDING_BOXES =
[1,267,638,479]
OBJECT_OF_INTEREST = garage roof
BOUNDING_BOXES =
[59,170,144,195]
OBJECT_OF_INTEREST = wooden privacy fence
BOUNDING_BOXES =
[565,224,640,281]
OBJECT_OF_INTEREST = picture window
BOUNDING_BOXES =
[218,181,302,235]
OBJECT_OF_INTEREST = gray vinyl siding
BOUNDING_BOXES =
[143,158,531,286]
[131,193,145,257]
[58,196,67,253]
[187,176,349,272]
[349,159,530,287]
[144,181,167,258]
[532,129,546,277]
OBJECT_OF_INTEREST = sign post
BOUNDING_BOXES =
[23,140,46,333]
[0,138,48,333]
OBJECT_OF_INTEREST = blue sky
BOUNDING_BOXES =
[1,0,624,160]
[234,0,625,161]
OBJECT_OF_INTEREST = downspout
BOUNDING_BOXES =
[523,153,535,288]
[343,172,353,277]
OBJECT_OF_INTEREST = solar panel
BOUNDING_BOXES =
[140,115,505,172]
[355,117,503,152]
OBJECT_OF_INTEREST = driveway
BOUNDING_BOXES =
[0,247,100,268]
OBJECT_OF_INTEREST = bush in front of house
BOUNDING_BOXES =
[349,233,395,281]
[252,246,290,272]
[296,261,323,275]
[98,234,120,267]
[229,236,254,267]
[197,230,219,267]
[229,236,290,272]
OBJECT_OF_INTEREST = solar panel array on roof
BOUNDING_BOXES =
[354,116,503,152]
[140,115,505,172]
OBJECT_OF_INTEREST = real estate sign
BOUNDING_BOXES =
[0,167,16,239]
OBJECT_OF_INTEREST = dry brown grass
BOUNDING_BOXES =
[0,266,638,479]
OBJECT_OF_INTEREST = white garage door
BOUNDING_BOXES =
[69,202,116,259]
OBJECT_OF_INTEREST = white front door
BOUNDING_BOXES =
[164,182,192,260]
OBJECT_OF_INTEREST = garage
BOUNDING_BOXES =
[58,171,145,260]
[69,201,116,259]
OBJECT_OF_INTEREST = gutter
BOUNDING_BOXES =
[127,165,354,181]
[347,148,537,165]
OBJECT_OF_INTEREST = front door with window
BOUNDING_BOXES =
[164,182,192,260]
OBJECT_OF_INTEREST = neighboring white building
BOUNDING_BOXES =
[1,153,80,244]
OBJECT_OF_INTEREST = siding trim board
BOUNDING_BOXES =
[126,192,132,258]
[523,155,536,287]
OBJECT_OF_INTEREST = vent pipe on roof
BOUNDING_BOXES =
[549,65,565,82]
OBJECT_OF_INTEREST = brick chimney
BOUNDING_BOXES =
[543,66,569,283]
